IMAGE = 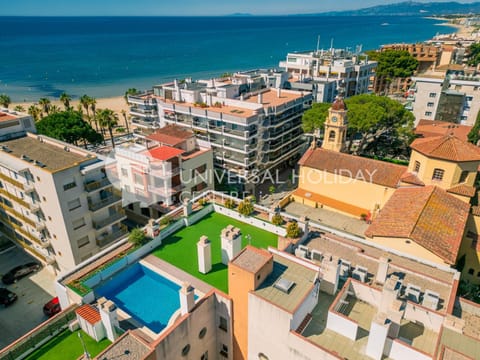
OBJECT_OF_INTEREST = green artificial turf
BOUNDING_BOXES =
[153,212,278,293]
[23,329,111,360]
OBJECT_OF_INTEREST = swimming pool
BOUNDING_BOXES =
[95,263,182,333]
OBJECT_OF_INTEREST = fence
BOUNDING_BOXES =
[0,305,78,360]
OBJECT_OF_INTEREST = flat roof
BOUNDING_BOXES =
[244,88,305,107]
[161,98,256,119]
[146,146,184,161]
[0,112,18,122]
[1,135,93,172]
[95,331,153,360]
[253,254,318,313]
[231,246,272,274]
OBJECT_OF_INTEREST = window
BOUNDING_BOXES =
[429,92,437,98]
[63,181,77,191]
[199,327,207,339]
[468,268,475,275]
[219,316,228,331]
[459,170,469,183]
[195,164,207,175]
[425,111,432,116]
[220,345,228,358]
[77,236,90,248]
[432,168,444,181]
[48,216,52,221]
[427,102,434,107]
[258,353,270,360]
[414,161,420,173]
[42,196,46,202]
[181,344,190,356]
[201,351,209,360]
[121,168,128,177]
[328,130,336,141]
[72,217,86,230]
[67,198,81,211]
[134,173,143,185]
[477,271,480,278]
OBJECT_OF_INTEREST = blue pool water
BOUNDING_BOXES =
[96,263,182,333]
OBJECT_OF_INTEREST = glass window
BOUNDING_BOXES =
[414,161,420,173]
[432,168,444,181]
[468,268,475,275]
[219,316,228,331]
[425,111,432,116]
[68,198,81,211]
[427,102,434,107]
[429,92,437,98]
[459,170,469,183]
[72,217,86,230]
[77,236,90,248]
[63,181,77,191]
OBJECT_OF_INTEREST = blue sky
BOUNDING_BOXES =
[2,0,478,16]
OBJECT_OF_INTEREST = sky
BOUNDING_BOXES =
[2,0,478,16]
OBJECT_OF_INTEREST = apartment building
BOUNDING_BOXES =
[111,124,213,220]
[0,116,127,273]
[129,77,312,191]
[279,48,377,102]
[408,72,480,125]
[381,43,442,72]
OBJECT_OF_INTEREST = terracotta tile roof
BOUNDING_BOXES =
[75,304,101,325]
[447,184,477,198]
[147,124,193,146]
[146,146,184,161]
[365,186,470,264]
[415,119,472,143]
[299,148,407,188]
[293,188,369,217]
[410,135,480,162]
[0,112,17,122]
[400,172,425,186]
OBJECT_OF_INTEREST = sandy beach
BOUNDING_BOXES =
[426,16,475,38]
[11,96,129,117]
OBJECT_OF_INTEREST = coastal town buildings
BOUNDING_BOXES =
[112,124,214,221]
[0,111,127,273]
[128,75,312,191]
[407,71,480,126]
[279,48,377,103]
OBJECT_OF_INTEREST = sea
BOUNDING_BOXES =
[0,16,456,101]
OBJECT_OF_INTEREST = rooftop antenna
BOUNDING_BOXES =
[330,38,334,56]
[316,35,321,54]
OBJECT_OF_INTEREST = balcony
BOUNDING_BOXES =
[36,222,46,232]
[93,210,126,230]
[29,202,41,213]
[0,172,24,189]
[84,178,112,192]
[0,188,29,208]
[96,225,128,248]
[88,193,122,212]
[0,202,35,226]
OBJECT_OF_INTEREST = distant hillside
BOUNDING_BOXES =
[317,1,480,16]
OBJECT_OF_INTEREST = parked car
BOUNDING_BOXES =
[0,288,17,307]
[1,262,41,285]
[43,297,61,317]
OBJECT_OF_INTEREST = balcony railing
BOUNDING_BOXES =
[93,210,126,230]
[0,202,35,226]
[96,225,128,248]
[0,188,29,208]
[84,178,112,192]
[88,193,122,212]
[0,173,24,189]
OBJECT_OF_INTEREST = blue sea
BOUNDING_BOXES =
[0,16,455,101]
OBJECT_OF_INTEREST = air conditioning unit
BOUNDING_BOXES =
[339,260,351,277]
[406,283,422,303]
[311,250,323,262]
[352,266,368,283]
[295,248,308,259]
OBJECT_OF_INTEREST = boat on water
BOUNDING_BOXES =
[381,22,390,26]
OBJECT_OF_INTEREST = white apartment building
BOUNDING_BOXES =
[409,73,480,126]
[0,115,127,273]
[129,77,312,191]
[280,49,377,102]
[112,125,214,220]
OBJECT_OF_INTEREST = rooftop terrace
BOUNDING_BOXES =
[152,212,278,293]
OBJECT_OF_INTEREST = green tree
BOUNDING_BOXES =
[96,108,119,148]
[80,95,91,118]
[59,92,72,110]
[0,94,11,108]
[269,185,276,195]
[238,199,254,216]
[468,111,480,145]
[224,198,235,209]
[28,105,41,121]
[467,43,480,66]
[271,213,283,226]
[129,228,148,246]
[286,221,302,239]
[36,111,103,147]
[301,102,331,133]
[49,105,61,114]
[121,109,130,134]
[13,105,25,112]
[38,97,51,116]
[124,88,138,104]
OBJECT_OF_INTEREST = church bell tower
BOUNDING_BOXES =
[322,94,348,153]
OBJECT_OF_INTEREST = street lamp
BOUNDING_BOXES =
[78,332,91,360]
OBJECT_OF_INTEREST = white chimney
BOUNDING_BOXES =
[277,87,282,98]
[257,93,263,104]
[99,297,119,342]
[376,257,389,285]
[180,283,195,315]
[197,236,212,274]
[221,225,242,265]
[366,313,390,360]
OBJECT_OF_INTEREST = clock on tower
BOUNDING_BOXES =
[322,95,348,153]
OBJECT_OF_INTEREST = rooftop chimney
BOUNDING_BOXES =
[257,93,263,104]
[180,283,195,315]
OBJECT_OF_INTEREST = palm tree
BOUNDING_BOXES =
[120,109,130,135]
[97,108,119,148]
[80,95,91,118]
[38,97,51,116]
[124,88,138,104]
[49,105,61,114]
[28,105,41,122]
[59,92,72,110]
[13,105,25,112]
[0,94,11,108]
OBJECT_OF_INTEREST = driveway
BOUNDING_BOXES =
[0,246,56,350]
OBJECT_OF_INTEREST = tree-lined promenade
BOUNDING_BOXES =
[0,90,138,149]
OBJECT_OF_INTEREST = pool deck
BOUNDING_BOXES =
[141,256,214,295]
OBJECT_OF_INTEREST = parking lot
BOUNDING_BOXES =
[0,246,56,349]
